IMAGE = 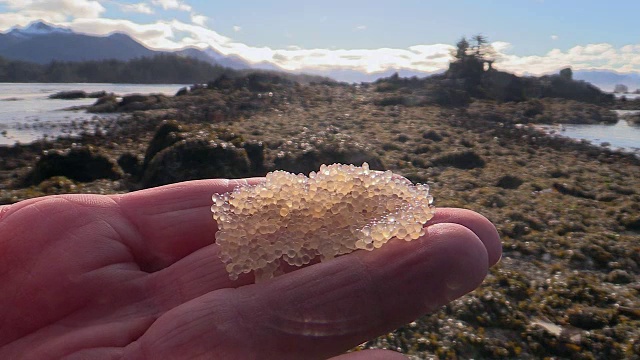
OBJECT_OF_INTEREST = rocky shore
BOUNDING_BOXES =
[1,74,638,359]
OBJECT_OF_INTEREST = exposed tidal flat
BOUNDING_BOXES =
[0,77,639,359]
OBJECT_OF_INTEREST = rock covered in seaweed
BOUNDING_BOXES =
[211,163,435,282]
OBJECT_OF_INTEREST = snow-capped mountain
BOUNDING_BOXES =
[7,21,73,38]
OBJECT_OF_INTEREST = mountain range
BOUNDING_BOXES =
[1,21,639,89]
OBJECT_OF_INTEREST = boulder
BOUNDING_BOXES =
[430,150,485,169]
[88,95,118,113]
[141,139,251,188]
[117,152,142,177]
[119,94,169,111]
[23,146,120,185]
[274,147,384,175]
[142,120,185,170]
[49,90,87,100]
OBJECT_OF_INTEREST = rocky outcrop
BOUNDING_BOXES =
[23,146,121,185]
[141,139,251,188]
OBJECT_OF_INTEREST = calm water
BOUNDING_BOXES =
[0,83,185,145]
[539,110,640,156]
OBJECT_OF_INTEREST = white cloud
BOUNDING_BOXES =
[190,13,207,26]
[58,18,640,75]
[0,0,104,26]
[151,0,190,12]
[355,25,366,31]
[494,42,640,75]
[0,7,638,76]
[551,34,558,40]
[120,2,154,14]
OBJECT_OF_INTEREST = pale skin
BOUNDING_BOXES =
[0,178,501,360]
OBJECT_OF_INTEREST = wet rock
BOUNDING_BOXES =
[496,175,524,189]
[88,95,118,113]
[274,147,384,175]
[430,150,485,169]
[243,140,266,175]
[422,130,443,142]
[23,146,121,185]
[606,269,634,284]
[119,94,169,111]
[49,90,87,100]
[117,152,142,177]
[87,91,107,98]
[141,139,251,188]
[175,87,189,96]
[567,306,617,330]
[142,120,185,170]
[553,182,596,200]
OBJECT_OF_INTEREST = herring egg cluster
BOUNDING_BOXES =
[211,163,435,282]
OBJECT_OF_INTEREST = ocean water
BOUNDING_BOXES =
[538,110,640,156]
[0,83,185,145]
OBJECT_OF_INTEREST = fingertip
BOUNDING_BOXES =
[419,223,489,302]
[430,208,502,267]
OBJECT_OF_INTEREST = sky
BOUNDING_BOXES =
[1,0,639,75]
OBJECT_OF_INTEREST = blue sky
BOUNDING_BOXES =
[1,0,639,74]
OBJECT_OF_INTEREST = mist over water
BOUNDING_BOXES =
[0,83,184,145]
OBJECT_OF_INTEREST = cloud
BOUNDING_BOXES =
[494,42,640,74]
[0,0,104,26]
[150,0,190,12]
[551,34,558,40]
[355,25,366,31]
[119,2,154,14]
[190,13,207,26]
[1,7,638,76]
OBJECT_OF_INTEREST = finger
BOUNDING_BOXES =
[0,204,10,221]
[146,207,500,310]
[113,178,263,269]
[329,350,408,360]
[126,222,489,359]
[428,207,501,266]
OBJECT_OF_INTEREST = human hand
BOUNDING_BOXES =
[0,179,501,359]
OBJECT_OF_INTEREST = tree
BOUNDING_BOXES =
[454,37,470,60]
[471,34,488,57]
[559,67,573,80]
[614,84,628,93]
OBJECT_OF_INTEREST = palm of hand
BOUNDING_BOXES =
[0,179,500,360]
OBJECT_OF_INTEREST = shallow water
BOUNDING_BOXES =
[538,110,640,156]
[0,83,185,145]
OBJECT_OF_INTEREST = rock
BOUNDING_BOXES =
[88,95,118,113]
[606,269,634,284]
[87,91,107,98]
[243,140,266,175]
[274,147,384,175]
[430,150,485,169]
[23,146,121,185]
[117,152,142,177]
[142,120,185,170]
[119,94,169,111]
[567,307,617,330]
[176,87,189,96]
[496,175,524,189]
[623,113,640,125]
[49,90,87,100]
[422,130,443,142]
[141,139,251,188]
